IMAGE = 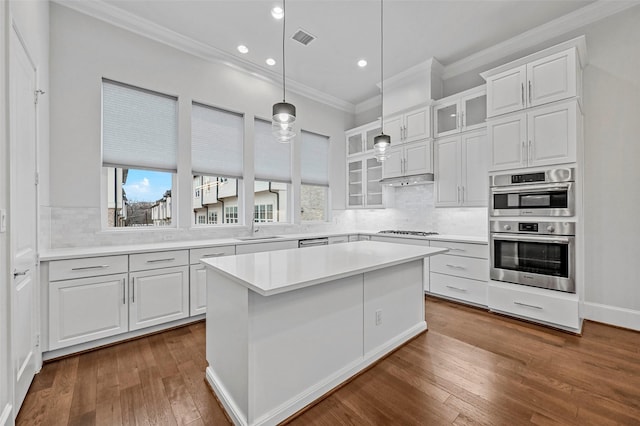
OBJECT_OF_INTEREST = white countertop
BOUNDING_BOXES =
[202,240,448,296]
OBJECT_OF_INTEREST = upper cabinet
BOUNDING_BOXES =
[433,86,487,138]
[484,46,581,118]
[382,140,432,180]
[383,105,430,144]
[346,122,382,156]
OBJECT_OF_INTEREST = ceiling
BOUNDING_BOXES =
[69,0,605,108]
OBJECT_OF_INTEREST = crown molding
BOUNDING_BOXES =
[52,0,356,113]
[441,0,639,80]
[355,96,381,115]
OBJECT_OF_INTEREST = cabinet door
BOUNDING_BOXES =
[365,157,384,206]
[488,114,527,171]
[381,146,403,179]
[129,266,189,331]
[404,107,430,142]
[49,273,128,350]
[527,101,577,168]
[364,124,382,152]
[347,159,364,207]
[461,92,487,132]
[190,265,207,316]
[434,101,459,138]
[461,131,489,206]
[383,115,403,144]
[527,48,577,108]
[486,65,526,118]
[434,136,460,206]
[346,131,363,156]
[405,140,432,175]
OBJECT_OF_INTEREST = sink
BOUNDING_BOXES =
[236,235,284,241]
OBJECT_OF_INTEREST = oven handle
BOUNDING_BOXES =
[490,182,571,193]
[491,233,572,244]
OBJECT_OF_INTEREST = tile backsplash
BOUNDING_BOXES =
[45,185,487,249]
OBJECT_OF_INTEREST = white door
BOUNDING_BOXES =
[404,107,430,142]
[190,265,207,316]
[486,65,526,118]
[381,146,403,179]
[434,136,460,206]
[9,27,40,414]
[404,141,431,175]
[488,113,527,171]
[383,114,403,144]
[527,101,577,168]
[461,131,489,207]
[527,49,576,108]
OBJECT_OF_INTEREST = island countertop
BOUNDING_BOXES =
[201,240,448,296]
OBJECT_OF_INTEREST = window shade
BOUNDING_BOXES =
[301,131,330,186]
[254,118,291,183]
[191,103,244,178]
[102,80,178,172]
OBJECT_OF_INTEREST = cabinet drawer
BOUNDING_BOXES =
[430,273,487,307]
[429,241,488,259]
[235,240,298,254]
[49,255,128,281]
[130,250,188,272]
[430,254,488,281]
[328,236,349,244]
[488,282,579,330]
[190,245,235,265]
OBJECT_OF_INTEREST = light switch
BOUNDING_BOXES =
[0,209,6,232]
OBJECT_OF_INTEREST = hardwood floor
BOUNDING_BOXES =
[17,296,640,425]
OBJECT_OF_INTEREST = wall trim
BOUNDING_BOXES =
[583,302,640,332]
[0,404,12,426]
[51,0,355,114]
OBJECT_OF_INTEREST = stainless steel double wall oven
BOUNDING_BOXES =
[489,168,576,293]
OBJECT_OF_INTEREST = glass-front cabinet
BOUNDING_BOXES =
[433,86,487,138]
[345,121,384,209]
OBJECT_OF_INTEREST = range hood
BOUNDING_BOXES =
[379,173,434,187]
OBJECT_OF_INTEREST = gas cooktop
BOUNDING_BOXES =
[378,230,439,237]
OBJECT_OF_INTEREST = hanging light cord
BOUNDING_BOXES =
[282,0,286,102]
[380,0,384,132]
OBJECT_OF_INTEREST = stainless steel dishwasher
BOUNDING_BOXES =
[298,237,329,248]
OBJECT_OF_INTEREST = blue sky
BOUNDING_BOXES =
[123,169,172,202]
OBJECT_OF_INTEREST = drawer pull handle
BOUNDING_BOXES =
[146,258,175,263]
[201,253,226,258]
[445,264,466,270]
[13,269,29,278]
[122,278,126,305]
[446,285,468,293]
[71,265,109,271]
[446,248,465,252]
[132,277,136,303]
[514,301,543,310]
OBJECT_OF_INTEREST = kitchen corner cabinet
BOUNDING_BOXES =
[485,47,579,118]
[488,100,578,171]
[435,130,488,207]
[189,245,236,316]
[347,156,384,208]
[433,87,487,138]
[382,140,432,180]
[384,105,430,144]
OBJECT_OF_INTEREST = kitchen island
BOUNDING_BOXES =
[202,241,447,426]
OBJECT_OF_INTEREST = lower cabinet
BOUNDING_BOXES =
[189,245,236,316]
[129,266,190,331]
[49,273,128,351]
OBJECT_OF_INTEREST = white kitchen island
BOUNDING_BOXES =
[202,241,447,426]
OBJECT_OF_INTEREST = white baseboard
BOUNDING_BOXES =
[0,403,12,426]
[583,302,640,331]
[206,321,427,426]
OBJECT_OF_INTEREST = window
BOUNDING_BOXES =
[102,80,177,228]
[254,118,291,223]
[300,131,330,221]
[225,206,238,224]
[192,102,244,225]
[254,204,274,223]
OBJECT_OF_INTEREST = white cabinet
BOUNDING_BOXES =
[345,121,382,156]
[49,273,129,350]
[235,239,298,254]
[189,245,235,316]
[129,266,190,331]
[382,140,432,179]
[485,47,578,118]
[488,100,578,171]
[434,87,486,138]
[435,130,488,207]
[384,106,430,144]
[347,156,384,208]
[328,235,349,244]
[429,240,489,307]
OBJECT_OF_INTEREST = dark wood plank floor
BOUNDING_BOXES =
[17,296,640,425]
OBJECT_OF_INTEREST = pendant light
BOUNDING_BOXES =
[373,0,390,162]
[272,0,296,143]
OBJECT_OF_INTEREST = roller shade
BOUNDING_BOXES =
[301,131,330,186]
[191,103,244,178]
[254,118,291,183]
[102,79,178,172]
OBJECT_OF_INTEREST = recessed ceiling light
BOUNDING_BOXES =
[266,58,276,66]
[271,6,284,19]
[237,45,249,54]
[450,113,457,117]
[357,59,368,68]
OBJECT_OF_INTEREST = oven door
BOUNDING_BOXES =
[490,233,575,293]
[490,182,574,216]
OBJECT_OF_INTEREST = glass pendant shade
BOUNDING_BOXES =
[374,132,391,162]
[272,101,296,143]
